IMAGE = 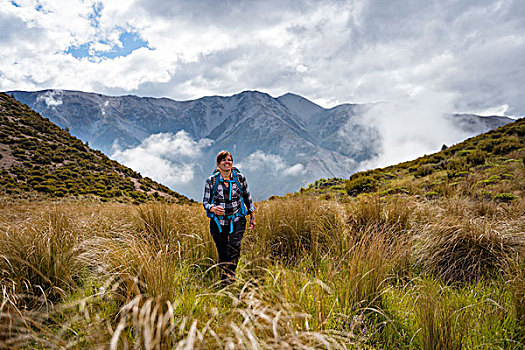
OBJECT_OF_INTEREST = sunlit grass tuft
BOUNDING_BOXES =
[413,217,524,283]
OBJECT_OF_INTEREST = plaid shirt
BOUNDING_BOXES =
[203,171,255,226]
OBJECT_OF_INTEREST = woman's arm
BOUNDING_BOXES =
[202,178,213,212]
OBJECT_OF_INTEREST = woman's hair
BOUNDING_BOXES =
[216,150,233,164]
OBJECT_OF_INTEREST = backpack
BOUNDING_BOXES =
[207,167,248,233]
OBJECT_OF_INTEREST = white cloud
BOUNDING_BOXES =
[36,90,63,106]
[111,131,212,191]
[357,89,470,170]
[283,163,306,177]
[238,150,305,177]
[1,0,524,145]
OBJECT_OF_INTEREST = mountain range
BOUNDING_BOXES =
[8,89,514,199]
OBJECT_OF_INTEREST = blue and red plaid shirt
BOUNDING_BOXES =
[202,171,255,226]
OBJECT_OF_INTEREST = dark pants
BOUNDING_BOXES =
[210,217,246,283]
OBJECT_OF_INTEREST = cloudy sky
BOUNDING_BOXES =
[1,0,525,116]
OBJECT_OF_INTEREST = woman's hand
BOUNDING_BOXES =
[249,216,256,230]
[211,205,225,215]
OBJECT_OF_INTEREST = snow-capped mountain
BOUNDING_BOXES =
[8,89,514,200]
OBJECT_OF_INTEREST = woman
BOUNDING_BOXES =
[203,151,255,284]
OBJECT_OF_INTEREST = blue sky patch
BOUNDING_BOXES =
[89,2,103,28]
[66,31,151,60]
[10,1,20,7]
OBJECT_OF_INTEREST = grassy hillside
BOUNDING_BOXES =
[302,117,524,202]
[0,92,190,203]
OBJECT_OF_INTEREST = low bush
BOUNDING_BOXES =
[466,150,486,166]
[346,174,378,196]
[493,136,522,155]
[493,193,517,203]
[478,138,497,152]
[415,164,436,178]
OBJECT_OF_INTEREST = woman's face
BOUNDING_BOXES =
[217,155,233,172]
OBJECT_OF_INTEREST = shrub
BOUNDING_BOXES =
[425,154,444,164]
[445,158,467,173]
[493,193,517,203]
[478,175,501,185]
[466,150,486,166]
[33,184,56,193]
[415,164,435,178]
[346,174,378,196]
[493,136,522,155]
[425,191,439,199]
[380,187,409,196]
[478,138,497,152]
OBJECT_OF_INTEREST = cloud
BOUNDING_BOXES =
[2,0,525,119]
[36,90,63,107]
[237,150,306,177]
[357,88,471,170]
[283,163,306,177]
[111,131,212,196]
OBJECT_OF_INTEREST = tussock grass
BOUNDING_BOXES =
[0,207,86,307]
[413,217,524,283]
[133,203,212,258]
[414,281,466,350]
[347,194,414,235]
[92,275,355,349]
[507,254,525,337]
[81,203,215,305]
[0,195,524,349]
[248,197,346,263]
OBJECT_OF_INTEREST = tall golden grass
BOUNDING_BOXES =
[0,193,523,349]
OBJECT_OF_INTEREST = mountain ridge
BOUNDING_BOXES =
[7,89,515,199]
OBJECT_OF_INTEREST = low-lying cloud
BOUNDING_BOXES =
[36,90,63,107]
[237,150,306,177]
[111,131,212,197]
[357,90,472,171]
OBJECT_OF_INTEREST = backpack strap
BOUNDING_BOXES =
[231,169,243,195]
[231,169,247,216]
